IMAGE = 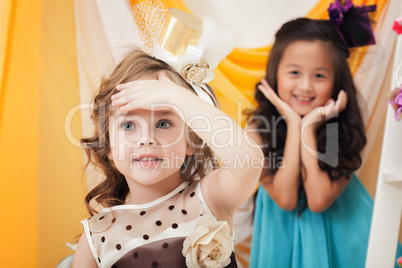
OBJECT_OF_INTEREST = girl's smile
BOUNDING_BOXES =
[293,95,315,104]
[277,40,335,116]
[132,153,163,168]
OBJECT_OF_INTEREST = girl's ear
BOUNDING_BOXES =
[186,143,195,156]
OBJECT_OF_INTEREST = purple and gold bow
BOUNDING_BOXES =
[328,0,376,50]
[328,0,353,26]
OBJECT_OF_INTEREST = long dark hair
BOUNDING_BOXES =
[247,18,366,183]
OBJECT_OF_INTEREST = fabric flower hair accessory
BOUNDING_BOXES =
[388,84,402,121]
[327,0,376,56]
[182,214,233,268]
[132,0,237,109]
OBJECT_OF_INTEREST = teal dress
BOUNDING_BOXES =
[250,175,402,268]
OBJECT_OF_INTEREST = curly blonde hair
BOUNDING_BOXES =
[82,48,219,216]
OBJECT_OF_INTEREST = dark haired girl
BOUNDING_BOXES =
[247,17,402,267]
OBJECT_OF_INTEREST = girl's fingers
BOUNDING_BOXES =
[260,79,271,90]
[112,88,135,100]
[337,90,348,112]
[112,98,128,107]
[258,80,279,105]
[119,103,134,111]
[325,98,335,106]
[320,90,348,118]
[112,93,139,107]
[116,81,136,91]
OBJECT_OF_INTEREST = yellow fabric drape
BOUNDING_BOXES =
[0,0,86,267]
[0,1,40,266]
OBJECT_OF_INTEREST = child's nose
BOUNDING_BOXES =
[139,141,155,146]
[137,129,156,146]
[299,76,313,92]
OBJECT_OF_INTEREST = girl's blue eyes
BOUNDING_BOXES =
[122,121,135,130]
[121,120,172,130]
[156,119,172,129]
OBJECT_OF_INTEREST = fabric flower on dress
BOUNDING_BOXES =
[388,85,402,121]
[182,214,232,268]
[393,17,402,35]
[397,256,402,267]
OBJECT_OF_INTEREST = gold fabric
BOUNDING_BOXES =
[159,8,202,55]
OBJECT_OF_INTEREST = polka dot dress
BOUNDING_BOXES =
[81,181,237,268]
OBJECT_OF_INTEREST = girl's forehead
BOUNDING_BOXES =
[110,108,180,120]
[284,40,331,53]
[280,40,334,67]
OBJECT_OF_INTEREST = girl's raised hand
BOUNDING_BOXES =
[111,72,187,111]
[302,90,348,130]
[258,79,301,126]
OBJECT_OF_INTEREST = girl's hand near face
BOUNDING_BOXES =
[111,71,264,227]
[300,89,349,213]
[111,72,186,112]
[301,90,348,131]
[256,79,302,211]
[258,79,301,127]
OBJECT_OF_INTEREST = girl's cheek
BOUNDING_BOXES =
[123,132,142,145]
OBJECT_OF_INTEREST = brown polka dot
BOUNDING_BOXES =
[116,244,121,250]
[182,209,187,215]
[133,252,139,259]
[101,236,105,243]
[190,192,195,197]
[111,218,116,223]
[99,216,105,220]
[90,231,92,236]
[126,225,132,230]
[169,205,175,210]
[179,190,184,194]
[200,214,204,217]
[98,257,101,263]
[172,223,178,229]
[143,234,149,240]
[155,220,162,226]
[162,243,169,249]
[152,261,159,268]
[140,211,146,216]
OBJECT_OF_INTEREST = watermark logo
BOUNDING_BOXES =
[64,101,340,168]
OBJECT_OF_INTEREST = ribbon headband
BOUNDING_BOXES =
[132,0,236,108]
[328,0,376,54]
